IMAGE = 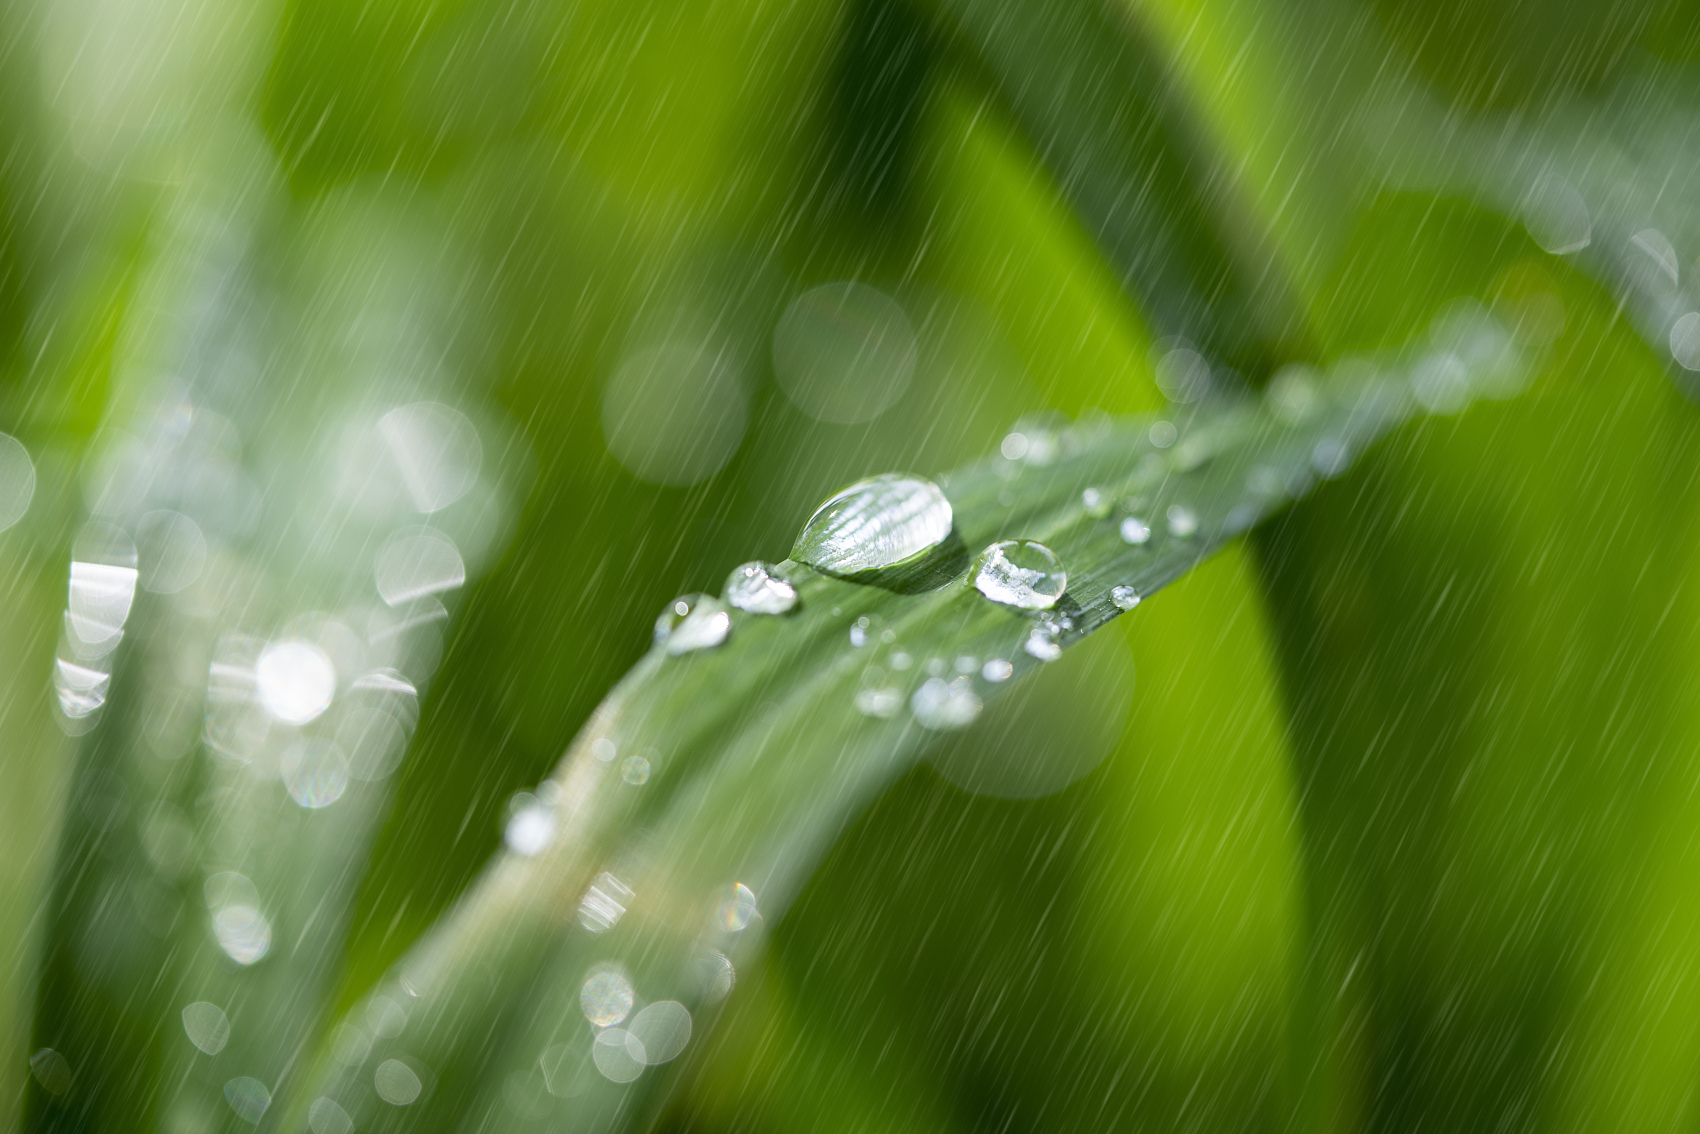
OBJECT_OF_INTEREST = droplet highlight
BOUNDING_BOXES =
[792,473,952,575]
[911,676,982,730]
[724,561,797,615]
[972,540,1065,610]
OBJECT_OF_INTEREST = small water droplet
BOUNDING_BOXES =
[692,949,736,1002]
[628,1001,692,1064]
[1166,505,1198,538]
[224,1077,272,1123]
[620,755,651,785]
[578,872,634,932]
[581,969,635,1027]
[374,1059,422,1106]
[593,1029,648,1082]
[849,613,893,648]
[309,1097,354,1134]
[505,800,556,856]
[1110,585,1141,610]
[973,540,1066,610]
[854,686,903,718]
[1000,432,1029,460]
[1119,516,1151,545]
[655,595,731,654]
[954,654,978,674]
[1148,421,1177,448]
[981,658,1013,682]
[889,650,913,671]
[281,740,349,809]
[1023,629,1062,662]
[29,1049,71,1095]
[793,473,952,575]
[724,561,797,614]
[718,882,760,931]
[1266,365,1322,423]
[213,905,271,965]
[182,1002,231,1055]
[925,655,948,677]
[256,640,336,725]
[591,738,617,762]
[1082,487,1111,517]
[911,676,982,729]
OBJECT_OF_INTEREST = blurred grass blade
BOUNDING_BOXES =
[281,318,1535,1131]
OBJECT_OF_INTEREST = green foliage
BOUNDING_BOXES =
[3,0,1700,1131]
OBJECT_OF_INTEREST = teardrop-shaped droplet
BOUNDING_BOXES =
[972,540,1066,610]
[792,473,952,575]
[724,561,797,614]
[911,676,982,730]
[655,595,731,655]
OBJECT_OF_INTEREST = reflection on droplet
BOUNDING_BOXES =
[0,433,34,533]
[1119,517,1151,545]
[580,969,635,1027]
[1024,629,1062,662]
[375,529,466,606]
[693,949,736,1003]
[281,741,349,809]
[223,1077,271,1124]
[256,640,336,725]
[620,755,651,785]
[602,341,749,487]
[911,676,982,730]
[981,657,1013,682]
[1166,505,1198,538]
[182,1001,231,1055]
[1110,585,1141,610]
[973,540,1065,610]
[1631,229,1680,288]
[724,561,797,615]
[579,872,635,932]
[213,905,271,965]
[55,657,111,720]
[1411,352,1472,414]
[1670,312,1700,371]
[336,707,408,782]
[505,800,556,856]
[135,510,206,594]
[772,282,917,424]
[792,473,952,576]
[1000,432,1029,460]
[592,1029,647,1083]
[68,525,139,648]
[718,882,759,931]
[29,1048,72,1095]
[379,402,482,513]
[1082,487,1111,517]
[628,1001,692,1064]
[657,595,731,655]
[308,1097,354,1134]
[374,1059,423,1105]
[1521,173,1590,255]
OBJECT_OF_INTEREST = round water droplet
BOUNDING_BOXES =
[1023,629,1062,662]
[593,1029,647,1083]
[367,995,408,1038]
[281,740,349,809]
[724,561,796,614]
[505,802,555,856]
[1148,420,1177,448]
[655,595,731,655]
[182,1001,231,1054]
[1165,506,1199,538]
[379,402,482,513]
[256,640,336,725]
[1081,487,1111,517]
[718,882,760,931]
[973,540,1066,610]
[620,755,651,785]
[627,1001,692,1065]
[224,1077,271,1124]
[581,969,634,1027]
[309,1097,354,1134]
[1154,349,1212,403]
[1119,516,1151,545]
[1110,585,1141,610]
[911,676,982,730]
[374,1059,422,1105]
[792,473,952,576]
[213,905,271,965]
[1521,173,1590,255]
[981,658,1013,682]
[375,529,466,606]
[849,613,892,648]
[772,282,916,423]
[591,737,617,762]
[693,949,736,1002]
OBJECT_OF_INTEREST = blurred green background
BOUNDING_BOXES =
[6,0,1700,1129]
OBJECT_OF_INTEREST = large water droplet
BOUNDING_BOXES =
[724,561,796,614]
[792,473,951,575]
[972,540,1065,610]
[655,595,731,654]
[911,676,982,730]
